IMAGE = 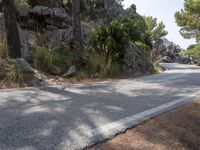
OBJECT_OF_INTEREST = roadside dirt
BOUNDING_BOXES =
[89,99,200,150]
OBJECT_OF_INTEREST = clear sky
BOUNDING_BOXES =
[123,0,196,49]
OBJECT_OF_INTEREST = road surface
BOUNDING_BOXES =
[0,63,200,150]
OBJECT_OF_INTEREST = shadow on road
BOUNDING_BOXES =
[0,71,200,149]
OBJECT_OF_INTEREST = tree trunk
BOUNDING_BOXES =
[2,0,21,58]
[72,0,83,56]
[0,1,2,12]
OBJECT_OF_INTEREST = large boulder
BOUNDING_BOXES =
[155,38,189,64]
[63,65,77,78]
[29,6,71,29]
[18,25,31,59]
[124,42,154,75]
[16,58,35,74]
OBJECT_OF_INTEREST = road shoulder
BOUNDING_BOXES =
[89,98,200,150]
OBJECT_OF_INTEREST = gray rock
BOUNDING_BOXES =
[18,25,31,59]
[160,56,173,63]
[44,26,73,47]
[124,42,154,74]
[63,65,77,78]
[16,58,35,74]
[50,65,62,75]
[25,30,38,46]
[29,6,71,28]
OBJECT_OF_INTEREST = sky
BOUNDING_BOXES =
[123,0,196,49]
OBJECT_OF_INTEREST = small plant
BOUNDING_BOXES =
[33,47,53,72]
[84,49,121,78]
[0,42,8,59]
[32,46,76,74]
[6,62,24,82]
[15,0,29,8]
[185,44,200,65]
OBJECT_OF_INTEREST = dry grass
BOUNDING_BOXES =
[90,99,200,150]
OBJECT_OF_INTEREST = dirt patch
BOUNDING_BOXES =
[89,99,200,150]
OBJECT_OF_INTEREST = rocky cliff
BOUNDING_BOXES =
[0,0,154,75]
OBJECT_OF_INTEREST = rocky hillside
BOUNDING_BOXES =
[157,38,196,64]
[0,0,155,78]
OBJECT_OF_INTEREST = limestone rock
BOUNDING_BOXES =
[124,42,154,75]
[50,65,62,75]
[29,6,71,28]
[63,65,77,78]
[16,58,34,74]
[18,25,31,59]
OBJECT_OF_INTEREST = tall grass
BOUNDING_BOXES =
[0,42,8,59]
[32,46,76,73]
[5,61,24,82]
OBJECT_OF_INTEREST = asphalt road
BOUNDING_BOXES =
[0,63,200,150]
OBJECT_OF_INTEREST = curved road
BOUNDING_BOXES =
[0,63,200,150]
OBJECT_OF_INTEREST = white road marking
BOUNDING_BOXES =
[92,91,200,138]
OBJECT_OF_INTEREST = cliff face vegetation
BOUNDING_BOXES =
[0,0,194,87]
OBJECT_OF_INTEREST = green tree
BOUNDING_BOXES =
[144,16,168,42]
[175,0,200,42]
[144,16,168,64]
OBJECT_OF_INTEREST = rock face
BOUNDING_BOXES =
[0,58,49,86]
[156,38,188,64]
[63,65,77,78]
[124,42,155,75]
[16,58,35,73]
[0,0,156,78]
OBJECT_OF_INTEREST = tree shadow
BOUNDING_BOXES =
[0,70,200,149]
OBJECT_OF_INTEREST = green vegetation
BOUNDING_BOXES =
[5,61,24,82]
[144,16,168,42]
[15,0,29,8]
[185,44,200,65]
[1,0,168,85]
[32,46,76,74]
[84,15,152,78]
[144,16,168,65]
[175,0,200,42]
[0,42,7,59]
[84,21,128,77]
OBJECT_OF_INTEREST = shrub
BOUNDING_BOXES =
[32,46,76,73]
[15,0,29,8]
[84,15,154,77]
[5,62,24,82]
[84,20,130,77]
[84,49,121,78]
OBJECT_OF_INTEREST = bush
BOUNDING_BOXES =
[84,20,130,77]
[84,49,121,78]
[32,46,76,73]
[15,0,29,8]
[185,44,200,65]
[5,61,24,82]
